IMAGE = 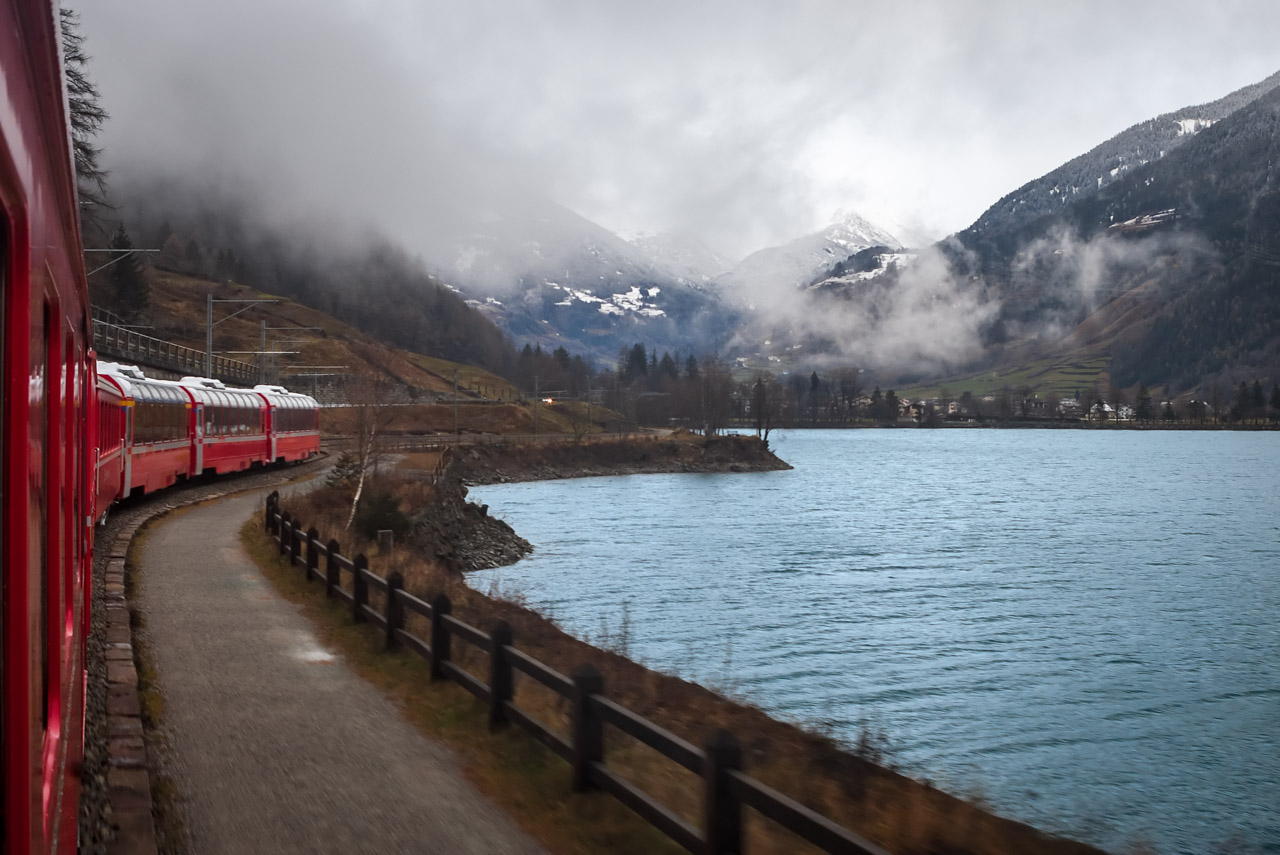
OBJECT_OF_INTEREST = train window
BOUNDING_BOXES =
[41,303,53,729]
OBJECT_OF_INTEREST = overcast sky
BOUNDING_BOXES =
[78,0,1280,261]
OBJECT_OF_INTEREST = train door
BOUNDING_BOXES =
[121,397,133,495]
[193,402,204,474]
[265,397,276,462]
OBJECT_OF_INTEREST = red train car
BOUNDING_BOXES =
[1,1,94,852]
[254,384,321,463]
[181,376,271,475]
[98,363,196,497]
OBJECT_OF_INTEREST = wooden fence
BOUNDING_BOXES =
[264,491,891,855]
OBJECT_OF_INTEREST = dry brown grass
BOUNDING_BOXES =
[260,482,1105,855]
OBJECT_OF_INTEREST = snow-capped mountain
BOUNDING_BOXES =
[437,187,734,362]
[715,208,902,303]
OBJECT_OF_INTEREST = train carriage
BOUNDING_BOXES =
[1,1,94,851]
[181,377,271,474]
[99,364,198,496]
[254,384,321,463]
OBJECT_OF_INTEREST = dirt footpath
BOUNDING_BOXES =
[135,485,548,854]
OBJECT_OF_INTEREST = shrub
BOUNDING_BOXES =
[353,490,412,541]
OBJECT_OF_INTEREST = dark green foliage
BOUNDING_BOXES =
[105,224,149,320]
[325,452,361,488]
[1232,381,1251,423]
[1135,385,1154,423]
[1271,383,1280,422]
[354,491,411,541]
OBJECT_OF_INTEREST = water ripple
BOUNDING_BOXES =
[469,430,1280,854]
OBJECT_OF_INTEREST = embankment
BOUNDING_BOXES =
[452,433,792,485]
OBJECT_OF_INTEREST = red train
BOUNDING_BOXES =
[1,5,319,851]
[93,363,320,521]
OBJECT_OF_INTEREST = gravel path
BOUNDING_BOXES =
[132,481,548,853]
[81,460,331,855]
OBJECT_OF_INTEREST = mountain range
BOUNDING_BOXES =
[109,67,1280,394]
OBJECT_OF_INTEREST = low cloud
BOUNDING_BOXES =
[731,241,1000,375]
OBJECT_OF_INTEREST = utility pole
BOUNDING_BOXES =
[205,294,275,379]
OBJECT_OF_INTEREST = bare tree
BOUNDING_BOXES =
[700,358,734,436]
[61,8,111,232]
[344,372,402,530]
[563,398,594,444]
[751,372,785,445]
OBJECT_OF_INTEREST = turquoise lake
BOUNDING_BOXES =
[468,430,1280,854]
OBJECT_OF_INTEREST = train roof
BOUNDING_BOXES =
[96,362,316,407]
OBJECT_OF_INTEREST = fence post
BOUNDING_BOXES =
[429,594,452,681]
[325,540,341,598]
[265,491,278,533]
[291,521,304,569]
[488,621,513,731]
[571,664,604,792]
[352,554,369,623]
[306,528,320,583]
[385,572,404,650]
[279,513,291,556]
[703,729,743,855]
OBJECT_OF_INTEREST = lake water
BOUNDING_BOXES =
[467,430,1280,854]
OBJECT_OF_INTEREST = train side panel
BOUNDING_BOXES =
[0,1,92,852]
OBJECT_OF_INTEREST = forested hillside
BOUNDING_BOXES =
[103,179,517,375]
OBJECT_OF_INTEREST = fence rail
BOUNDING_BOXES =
[92,308,257,385]
[264,491,892,855]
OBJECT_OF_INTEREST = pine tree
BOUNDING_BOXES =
[1232,381,1250,423]
[106,224,149,320]
[1270,383,1280,423]
[684,354,699,380]
[1135,385,1154,423]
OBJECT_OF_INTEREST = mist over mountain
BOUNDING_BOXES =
[948,74,1280,391]
[961,69,1280,256]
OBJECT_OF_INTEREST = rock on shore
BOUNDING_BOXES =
[411,470,532,572]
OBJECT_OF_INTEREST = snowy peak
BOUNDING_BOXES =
[717,208,902,298]
[827,208,902,250]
